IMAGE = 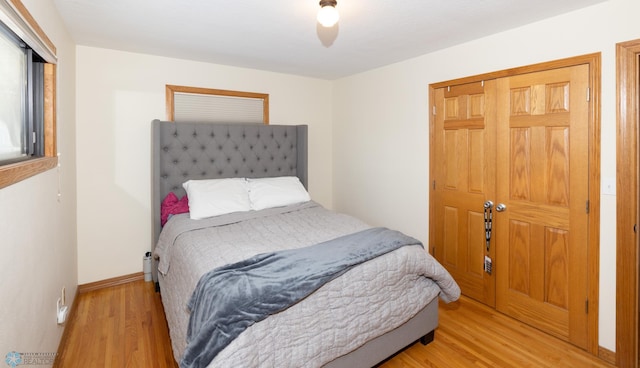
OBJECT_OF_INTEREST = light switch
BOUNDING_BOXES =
[602,177,616,195]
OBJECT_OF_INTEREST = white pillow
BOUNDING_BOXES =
[248,176,311,211]
[183,178,251,220]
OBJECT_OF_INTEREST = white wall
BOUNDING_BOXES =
[332,0,639,352]
[75,47,333,284]
[0,0,77,359]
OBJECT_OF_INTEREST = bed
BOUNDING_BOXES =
[150,119,460,368]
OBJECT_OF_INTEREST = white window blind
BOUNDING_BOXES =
[173,92,265,123]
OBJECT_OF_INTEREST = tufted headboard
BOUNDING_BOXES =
[151,119,308,281]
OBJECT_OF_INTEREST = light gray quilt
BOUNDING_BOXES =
[183,227,423,368]
[154,202,460,368]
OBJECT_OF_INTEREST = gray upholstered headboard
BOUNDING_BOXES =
[150,119,308,281]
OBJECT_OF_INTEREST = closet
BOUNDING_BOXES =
[429,56,599,352]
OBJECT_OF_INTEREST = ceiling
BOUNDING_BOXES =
[52,0,606,80]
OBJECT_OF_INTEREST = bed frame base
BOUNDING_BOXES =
[324,298,439,368]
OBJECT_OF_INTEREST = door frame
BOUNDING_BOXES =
[429,53,601,355]
[616,39,640,368]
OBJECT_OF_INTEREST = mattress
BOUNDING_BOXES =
[155,201,460,367]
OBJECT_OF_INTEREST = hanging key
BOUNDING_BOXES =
[483,201,494,275]
[484,201,493,252]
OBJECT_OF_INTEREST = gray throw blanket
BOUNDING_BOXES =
[181,227,422,368]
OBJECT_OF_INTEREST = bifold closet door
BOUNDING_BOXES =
[432,64,590,349]
[432,80,497,308]
[494,64,590,348]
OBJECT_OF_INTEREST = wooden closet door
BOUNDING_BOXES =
[432,80,497,307]
[494,64,590,348]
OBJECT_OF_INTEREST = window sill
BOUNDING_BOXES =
[0,156,58,189]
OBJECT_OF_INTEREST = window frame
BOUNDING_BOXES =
[165,85,269,124]
[0,0,57,189]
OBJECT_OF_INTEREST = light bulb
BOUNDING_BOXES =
[317,5,339,27]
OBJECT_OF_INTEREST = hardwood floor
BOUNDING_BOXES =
[379,300,614,368]
[55,280,614,368]
[55,280,176,368]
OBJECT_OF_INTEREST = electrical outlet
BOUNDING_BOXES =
[56,298,68,324]
[57,287,69,324]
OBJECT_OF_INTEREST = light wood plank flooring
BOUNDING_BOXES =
[55,280,614,368]
[55,280,176,368]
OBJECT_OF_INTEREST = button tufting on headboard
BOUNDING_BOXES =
[152,120,308,260]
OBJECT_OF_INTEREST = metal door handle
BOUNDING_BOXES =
[496,203,507,212]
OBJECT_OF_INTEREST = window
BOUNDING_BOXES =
[166,85,269,124]
[0,21,44,163]
[0,0,57,189]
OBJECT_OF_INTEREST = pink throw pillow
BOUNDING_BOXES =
[161,192,190,226]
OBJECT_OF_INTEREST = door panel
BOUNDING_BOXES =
[433,81,496,307]
[495,64,589,348]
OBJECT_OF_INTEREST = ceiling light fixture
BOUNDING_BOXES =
[317,0,339,27]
